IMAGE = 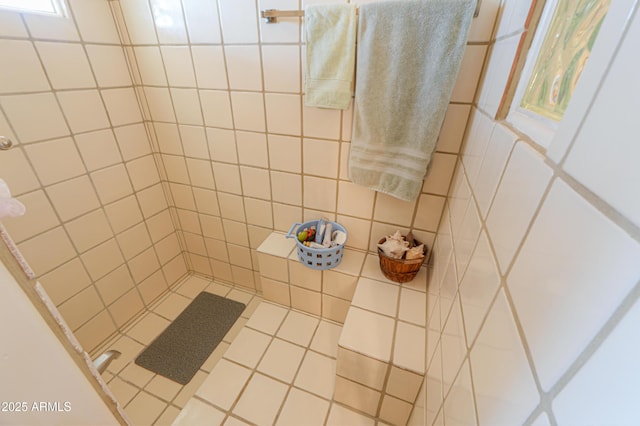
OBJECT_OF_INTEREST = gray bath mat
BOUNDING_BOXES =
[135,291,245,385]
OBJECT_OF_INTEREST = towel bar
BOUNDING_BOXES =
[261,0,481,23]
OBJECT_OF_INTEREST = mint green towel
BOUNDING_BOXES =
[304,4,357,110]
[349,0,475,201]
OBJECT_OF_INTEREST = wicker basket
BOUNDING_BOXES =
[377,237,427,283]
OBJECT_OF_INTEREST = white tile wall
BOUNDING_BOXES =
[428,2,640,425]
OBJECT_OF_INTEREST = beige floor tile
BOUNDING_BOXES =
[108,376,139,407]
[223,327,271,368]
[294,351,336,399]
[233,373,289,426]
[153,292,191,321]
[276,310,319,347]
[275,388,330,426]
[175,275,210,298]
[105,335,145,374]
[201,341,230,372]
[119,362,155,388]
[124,391,167,426]
[173,398,225,426]
[326,403,376,426]
[245,302,288,335]
[310,320,342,358]
[145,374,182,402]
[173,370,208,408]
[222,317,248,344]
[257,338,305,383]
[241,295,263,319]
[127,313,171,345]
[196,359,252,410]
[153,405,181,426]
[223,416,252,425]
[205,281,232,297]
[226,288,254,304]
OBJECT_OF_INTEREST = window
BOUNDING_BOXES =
[0,0,67,16]
[508,0,611,147]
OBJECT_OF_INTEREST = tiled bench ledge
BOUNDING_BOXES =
[257,232,428,424]
[256,232,367,324]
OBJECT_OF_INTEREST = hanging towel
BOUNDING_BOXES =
[304,4,357,110]
[349,0,475,201]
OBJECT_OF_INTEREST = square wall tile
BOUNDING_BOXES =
[86,45,132,88]
[236,131,268,168]
[46,176,100,221]
[0,40,49,93]
[213,163,242,194]
[192,45,227,89]
[262,45,301,93]
[35,42,95,89]
[471,289,538,426]
[244,198,273,228]
[553,297,640,426]
[472,123,517,218]
[118,0,157,44]
[69,0,120,43]
[240,166,271,200]
[183,0,221,43]
[25,138,85,185]
[161,46,196,87]
[0,148,39,195]
[303,138,339,178]
[2,93,69,143]
[3,191,58,243]
[114,124,152,161]
[303,176,337,211]
[200,90,233,129]
[75,129,122,172]
[373,193,416,227]
[261,277,291,307]
[290,286,321,316]
[150,0,188,43]
[101,88,143,126]
[171,88,203,126]
[507,180,640,391]
[231,91,265,132]
[333,376,381,417]
[38,259,91,306]
[436,104,471,154]
[265,93,302,136]
[268,134,301,173]
[58,90,109,134]
[413,194,446,232]
[218,0,259,43]
[337,181,375,219]
[271,171,302,206]
[450,45,486,103]
[336,347,388,390]
[144,87,176,123]
[65,209,113,253]
[95,265,135,306]
[91,164,134,204]
[486,142,552,272]
[225,45,263,91]
[81,238,124,281]
[302,101,341,140]
[134,46,167,86]
[207,128,237,163]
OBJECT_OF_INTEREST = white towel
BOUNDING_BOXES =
[349,0,475,201]
[304,4,357,110]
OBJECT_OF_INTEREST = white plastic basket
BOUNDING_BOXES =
[286,220,348,270]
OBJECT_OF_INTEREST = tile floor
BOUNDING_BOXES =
[95,274,398,425]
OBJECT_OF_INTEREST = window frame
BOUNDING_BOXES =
[0,0,68,17]
[506,0,562,149]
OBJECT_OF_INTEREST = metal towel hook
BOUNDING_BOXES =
[0,136,13,150]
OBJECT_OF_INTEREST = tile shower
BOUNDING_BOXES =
[1,0,639,425]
